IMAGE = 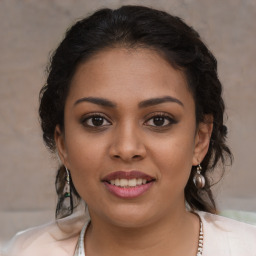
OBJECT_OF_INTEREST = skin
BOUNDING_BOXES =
[55,47,213,256]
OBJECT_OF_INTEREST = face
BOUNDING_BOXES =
[55,47,212,228]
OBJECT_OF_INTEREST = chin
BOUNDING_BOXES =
[99,204,158,229]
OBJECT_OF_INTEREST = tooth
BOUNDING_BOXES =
[128,179,137,187]
[115,179,120,186]
[109,178,148,187]
[137,178,142,185]
[120,179,128,187]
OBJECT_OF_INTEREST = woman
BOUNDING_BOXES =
[2,5,256,256]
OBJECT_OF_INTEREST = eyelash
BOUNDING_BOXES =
[81,112,176,129]
[81,113,111,128]
[144,112,177,127]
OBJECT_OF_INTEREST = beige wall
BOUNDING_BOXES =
[1,0,256,243]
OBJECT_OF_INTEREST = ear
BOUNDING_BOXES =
[192,115,213,166]
[54,125,69,167]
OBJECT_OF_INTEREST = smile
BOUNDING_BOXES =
[109,178,147,187]
[102,171,156,198]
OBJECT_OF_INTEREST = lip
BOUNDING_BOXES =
[102,170,156,199]
[104,182,154,199]
[102,170,154,181]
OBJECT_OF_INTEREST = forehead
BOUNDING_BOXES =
[68,47,193,108]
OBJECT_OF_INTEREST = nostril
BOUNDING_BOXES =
[112,154,141,160]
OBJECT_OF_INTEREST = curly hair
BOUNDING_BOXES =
[39,5,232,218]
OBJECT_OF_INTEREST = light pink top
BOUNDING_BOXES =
[1,211,256,256]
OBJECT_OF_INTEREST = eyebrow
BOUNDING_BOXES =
[74,96,184,108]
[138,96,184,108]
[74,97,116,108]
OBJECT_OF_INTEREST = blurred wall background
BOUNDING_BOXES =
[0,0,256,245]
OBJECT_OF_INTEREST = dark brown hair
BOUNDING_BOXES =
[39,5,232,218]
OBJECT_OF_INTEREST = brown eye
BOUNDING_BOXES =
[82,114,111,127]
[145,114,176,127]
[152,116,166,126]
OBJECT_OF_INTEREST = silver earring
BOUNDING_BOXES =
[193,164,205,189]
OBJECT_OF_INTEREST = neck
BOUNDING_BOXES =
[85,207,200,256]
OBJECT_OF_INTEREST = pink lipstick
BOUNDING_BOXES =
[102,171,155,199]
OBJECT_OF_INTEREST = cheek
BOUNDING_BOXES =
[151,131,195,183]
[65,135,107,194]
[65,125,107,167]
[68,139,104,163]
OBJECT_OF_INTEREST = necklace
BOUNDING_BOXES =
[197,218,204,256]
[74,216,204,256]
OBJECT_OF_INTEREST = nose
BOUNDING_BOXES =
[109,123,146,162]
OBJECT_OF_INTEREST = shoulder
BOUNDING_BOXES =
[199,211,256,237]
[197,211,256,256]
[1,213,88,256]
[1,221,74,256]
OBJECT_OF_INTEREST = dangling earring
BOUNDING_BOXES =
[62,167,73,214]
[56,166,73,219]
[193,164,205,189]
[64,167,71,198]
